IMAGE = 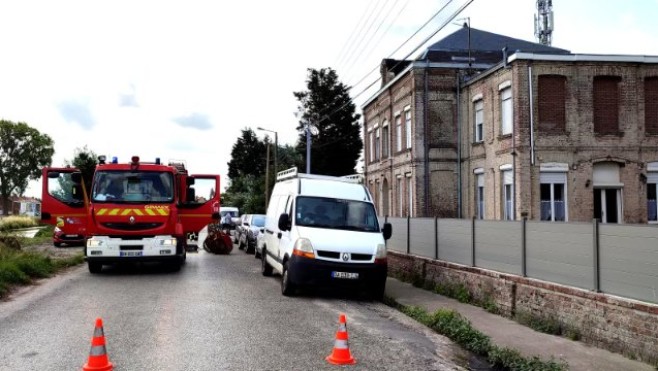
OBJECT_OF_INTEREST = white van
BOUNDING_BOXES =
[261,168,392,299]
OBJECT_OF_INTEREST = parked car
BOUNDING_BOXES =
[235,214,250,249]
[238,214,266,254]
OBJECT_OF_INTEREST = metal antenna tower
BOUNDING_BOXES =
[534,0,554,45]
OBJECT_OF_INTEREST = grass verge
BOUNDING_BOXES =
[383,296,568,371]
[0,216,39,232]
[0,243,84,299]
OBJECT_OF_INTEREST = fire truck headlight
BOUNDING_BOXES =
[87,239,103,247]
[160,238,177,246]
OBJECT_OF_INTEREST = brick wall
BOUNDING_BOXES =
[388,251,658,364]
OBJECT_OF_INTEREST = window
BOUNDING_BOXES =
[502,169,514,220]
[374,127,380,161]
[538,75,566,132]
[395,115,402,152]
[368,131,374,162]
[501,88,513,135]
[405,109,412,149]
[593,76,621,134]
[382,121,389,158]
[540,172,567,221]
[647,170,658,222]
[475,171,484,219]
[474,100,484,142]
[406,174,413,217]
[645,77,658,135]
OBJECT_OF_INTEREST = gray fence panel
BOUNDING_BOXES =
[386,217,408,253]
[438,219,471,265]
[526,221,593,290]
[599,224,658,304]
[409,218,436,258]
[474,220,523,275]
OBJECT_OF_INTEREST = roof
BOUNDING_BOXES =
[426,25,570,56]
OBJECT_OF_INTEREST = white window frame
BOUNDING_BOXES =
[404,107,412,149]
[382,120,389,158]
[368,130,374,162]
[474,100,484,142]
[501,167,514,220]
[474,168,484,219]
[374,127,380,161]
[395,115,402,152]
[501,87,513,135]
[540,172,568,222]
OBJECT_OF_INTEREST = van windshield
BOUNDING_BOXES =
[92,171,174,203]
[295,196,380,232]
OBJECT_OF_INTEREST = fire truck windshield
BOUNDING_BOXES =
[92,171,174,203]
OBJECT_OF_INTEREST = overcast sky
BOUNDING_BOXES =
[2,0,657,198]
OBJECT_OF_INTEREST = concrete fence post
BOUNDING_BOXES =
[593,218,600,292]
[521,218,527,277]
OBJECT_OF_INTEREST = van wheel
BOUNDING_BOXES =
[261,250,273,277]
[88,262,102,274]
[281,262,296,296]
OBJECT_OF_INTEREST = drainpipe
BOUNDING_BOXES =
[424,60,430,216]
[512,72,517,221]
[457,71,462,218]
[528,65,535,166]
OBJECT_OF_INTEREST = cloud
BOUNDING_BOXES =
[172,113,213,130]
[56,99,95,129]
[118,84,139,107]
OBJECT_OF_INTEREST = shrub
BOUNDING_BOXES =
[0,216,38,231]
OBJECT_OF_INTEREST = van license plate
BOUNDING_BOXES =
[332,271,359,279]
[120,251,142,257]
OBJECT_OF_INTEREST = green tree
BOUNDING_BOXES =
[294,68,362,176]
[65,146,98,196]
[227,128,267,179]
[0,120,54,215]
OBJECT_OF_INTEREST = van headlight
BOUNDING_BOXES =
[375,243,387,259]
[292,238,315,259]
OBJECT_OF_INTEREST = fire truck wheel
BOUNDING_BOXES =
[88,262,102,274]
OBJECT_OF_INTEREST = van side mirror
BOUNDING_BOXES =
[382,223,392,240]
[278,213,290,231]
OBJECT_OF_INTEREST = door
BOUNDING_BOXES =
[40,167,88,233]
[178,175,221,234]
[594,188,621,223]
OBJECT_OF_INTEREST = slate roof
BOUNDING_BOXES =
[420,25,571,64]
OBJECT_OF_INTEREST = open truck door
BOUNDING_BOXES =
[40,167,88,238]
[178,174,221,235]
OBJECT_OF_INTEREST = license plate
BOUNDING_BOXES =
[120,251,142,257]
[332,271,359,279]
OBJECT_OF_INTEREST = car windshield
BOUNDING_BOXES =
[92,171,174,203]
[251,215,266,227]
[295,196,380,232]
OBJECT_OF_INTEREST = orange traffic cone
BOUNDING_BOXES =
[326,313,356,365]
[82,318,114,371]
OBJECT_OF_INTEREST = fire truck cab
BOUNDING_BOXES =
[41,155,221,273]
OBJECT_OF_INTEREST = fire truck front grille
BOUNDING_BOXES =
[102,222,163,231]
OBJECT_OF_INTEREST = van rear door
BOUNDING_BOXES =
[178,174,221,234]
[40,167,88,231]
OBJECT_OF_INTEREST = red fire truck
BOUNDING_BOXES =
[41,155,221,273]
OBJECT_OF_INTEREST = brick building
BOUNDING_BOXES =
[363,26,658,223]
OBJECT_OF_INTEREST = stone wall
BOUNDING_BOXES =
[388,251,658,364]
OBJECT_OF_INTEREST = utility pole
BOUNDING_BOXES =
[264,143,270,209]
[306,122,311,174]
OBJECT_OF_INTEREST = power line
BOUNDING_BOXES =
[336,0,387,70]
[334,0,377,67]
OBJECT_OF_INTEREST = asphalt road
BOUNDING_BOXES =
[0,246,468,371]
